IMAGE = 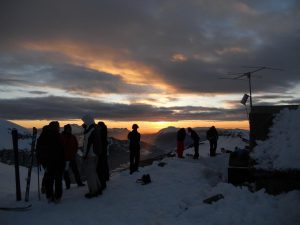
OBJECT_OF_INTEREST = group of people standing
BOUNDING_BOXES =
[176,126,219,159]
[36,115,109,202]
[35,117,218,203]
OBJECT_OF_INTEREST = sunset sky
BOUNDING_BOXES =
[0,0,299,133]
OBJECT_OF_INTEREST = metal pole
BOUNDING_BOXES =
[37,165,41,200]
[12,129,22,201]
[247,73,253,110]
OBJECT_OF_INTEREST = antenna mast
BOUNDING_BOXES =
[220,66,283,110]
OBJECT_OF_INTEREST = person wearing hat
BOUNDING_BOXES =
[128,124,141,174]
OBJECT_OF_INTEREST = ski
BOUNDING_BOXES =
[0,204,32,211]
[25,127,38,202]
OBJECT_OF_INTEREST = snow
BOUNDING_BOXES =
[0,120,31,150]
[251,107,300,170]
[1,134,299,225]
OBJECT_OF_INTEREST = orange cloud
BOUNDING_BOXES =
[24,40,170,90]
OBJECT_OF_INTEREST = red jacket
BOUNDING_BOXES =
[61,132,79,161]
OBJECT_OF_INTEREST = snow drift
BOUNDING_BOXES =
[251,107,300,170]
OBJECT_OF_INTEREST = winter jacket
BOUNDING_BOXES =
[190,129,200,143]
[98,124,108,154]
[37,127,64,166]
[36,126,51,165]
[177,128,186,142]
[207,127,219,141]
[128,130,140,151]
[61,132,79,161]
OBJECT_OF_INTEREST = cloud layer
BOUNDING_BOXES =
[0,0,299,121]
[0,96,246,121]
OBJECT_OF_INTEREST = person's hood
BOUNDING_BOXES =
[81,114,95,127]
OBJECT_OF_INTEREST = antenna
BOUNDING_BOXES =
[219,66,283,110]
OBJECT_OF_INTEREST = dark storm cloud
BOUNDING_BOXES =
[0,96,246,121]
[0,0,299,94]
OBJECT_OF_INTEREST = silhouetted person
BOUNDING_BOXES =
[96,121,109,191]
[36,125,50,195]
[82,115,102,198]
[177,128,186,158]
[187,127,200,159]
[207,126,219,157]
[61,124,85,189]
[128,124,141,174]
[42,121,65,203]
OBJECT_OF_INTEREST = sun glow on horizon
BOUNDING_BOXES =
[10,119,249,134]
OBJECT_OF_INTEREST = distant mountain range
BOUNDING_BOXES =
[0,120,249,170]
[0,120,248,152]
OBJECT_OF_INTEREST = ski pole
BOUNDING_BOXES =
[37,164,41,200]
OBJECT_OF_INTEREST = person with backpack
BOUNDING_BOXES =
[81,115,102,198]
[206,126,219,157]
[96,121,109,191]
[187,127,200,159]
[61,124,85,189]
[128,124,141,174]
[176,128,186,158]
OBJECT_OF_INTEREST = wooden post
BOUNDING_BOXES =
[12,129,22,201]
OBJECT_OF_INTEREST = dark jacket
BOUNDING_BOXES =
[37,126,64,166]
[61,132,78,161]
[98,123,108,155]
[36,126,50,165]
[190,129,200,143]
[207,127,219,141]
[177,128,186,142]
[128,130,140,151]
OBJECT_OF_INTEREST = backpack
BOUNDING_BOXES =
[92,126,102,156]
[86,126,102,156]
[136,174,151,185]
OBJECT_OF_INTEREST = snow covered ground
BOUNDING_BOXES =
[1,135,299,225]
[251,107,300,170]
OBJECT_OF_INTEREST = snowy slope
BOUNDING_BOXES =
[1,134,299,225]
[0,120,31,150]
